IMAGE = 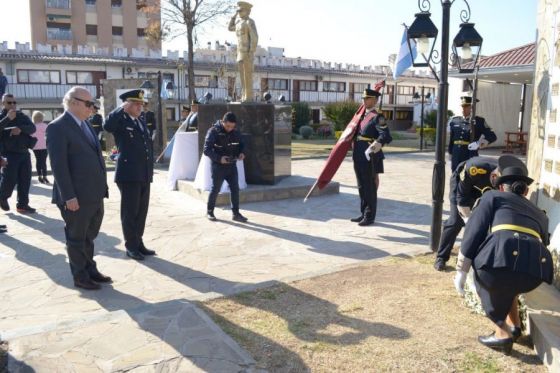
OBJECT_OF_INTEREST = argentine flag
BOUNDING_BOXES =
[393,27,417,79]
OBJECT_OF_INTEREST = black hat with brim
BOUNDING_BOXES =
[182,105,191,111]
[461,96,480,106]
[495,166,534,186]
[498,155,527,173]
[362,88,381,99]
[119,89,146,103]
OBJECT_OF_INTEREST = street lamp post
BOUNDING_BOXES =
[140,72,164,157]
[405,0,483,251]
[413,87,431,151]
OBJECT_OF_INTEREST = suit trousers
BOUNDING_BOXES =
[0,152,31,207]
[59,201,104,281]
[436,176,464,261]
[207,163,239,213]
[353,160,377,221]
[33,149,48,177]
[117,182,150,252]
[238,58,254,101]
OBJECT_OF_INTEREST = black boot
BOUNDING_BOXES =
[207,210,217,221]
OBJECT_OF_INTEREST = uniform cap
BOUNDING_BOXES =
[362,88,381,98]
[495,166,534,186]
[119,89,146,103]
[237,1,253,10]
[460,96,480,106]
[191,99,200,105]
[182,105,191,111]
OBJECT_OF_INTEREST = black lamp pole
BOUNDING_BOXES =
[419,86,425,151]
[157,71,164,158]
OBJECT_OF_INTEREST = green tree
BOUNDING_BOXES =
[291,102,311,134]
[323,101,360,131]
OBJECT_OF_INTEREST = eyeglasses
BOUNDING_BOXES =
[73,97,96,108]
[5,101,16,105]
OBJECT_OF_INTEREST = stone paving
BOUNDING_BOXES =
[0,152,452,372]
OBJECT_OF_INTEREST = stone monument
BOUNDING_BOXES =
[228,1,258,102]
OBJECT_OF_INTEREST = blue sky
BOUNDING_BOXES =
[2,0,537,67]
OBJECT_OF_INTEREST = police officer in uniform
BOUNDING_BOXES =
[140,101,157,140]
[204,111,247,222]
[89,104,103,138]
[448,96,497,172]
[104,89,155,260]
[350,88,392,226]
[434,156,500,271]
[454,156,553,354]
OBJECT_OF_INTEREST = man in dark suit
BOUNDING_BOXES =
[140,101,157,140]
[104,89,155,261]
[47,86,110,290]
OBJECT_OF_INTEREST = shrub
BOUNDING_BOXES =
[299,125,313,139]
[291,102,311,134]
[323,101,360,132]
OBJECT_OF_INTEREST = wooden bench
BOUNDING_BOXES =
[503,131,527,155]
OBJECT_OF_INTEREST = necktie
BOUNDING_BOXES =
[81,121,95,146]
[135,118,144,133]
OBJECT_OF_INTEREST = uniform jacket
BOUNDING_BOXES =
[0,109,36,153]
[461,190,553,284]
[352,110,392,163]
[88,113,104,136]
[139,110,156,137]
[229,17,258,62]
[448,115,497,171]
[104,107,153,183]
[203,120,245,165]
[46,112,108,206]
[452,156,497,207]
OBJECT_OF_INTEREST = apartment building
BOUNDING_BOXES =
[29,0,161,55]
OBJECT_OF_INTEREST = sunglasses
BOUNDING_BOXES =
[73,97,96,108]
[5,101,16,105]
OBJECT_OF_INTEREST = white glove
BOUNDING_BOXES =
[457,205,471,220]
[478,134,489,149]
[454,271,467,296]
[364,142,382,161]
[467,141,480,151]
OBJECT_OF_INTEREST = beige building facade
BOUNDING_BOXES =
[29,0,161,55]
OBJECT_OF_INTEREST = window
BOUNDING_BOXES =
[112,26,123,36]
[111,0,122,7]
[194,75,217,88]
[397,85,415,95]
[166,108,176,121]
[396,110,412,120]
[299,80,317,91]
[267,79,288,90]
[46,0,70,9]
[86,25,97,36]
[137,28,145,37]
[17,70,61,84]
[66,71,93,84]
[163,73,174,82]
[353,83,369,93]
[323,81,345,92]
[85,0,96,6]
[46,22,72,40]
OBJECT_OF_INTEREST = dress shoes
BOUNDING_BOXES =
[0,224,6,229]
[0,199,9,211]
[16,205,36,214]
[358,218,374,226]
[126,250,145,261]
[139,245,156,256]
[350,215,364,223]
[74,278,101,290]
[90,272,113,283]
[478,332,513,355]
[43,177,51,184]
[232,213,248,222]
[433,258,446,271]
[207,211,217,221]
[0,227,7,234]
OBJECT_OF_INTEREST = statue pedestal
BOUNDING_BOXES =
[197,103,291,185]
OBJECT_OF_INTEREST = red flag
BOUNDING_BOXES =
[315,104,365,190]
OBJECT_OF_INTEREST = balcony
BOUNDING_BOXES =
[46,0,70,9]
[10,84,97,101]
[47,29,72,41]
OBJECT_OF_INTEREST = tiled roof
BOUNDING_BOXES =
[477,43,535,68]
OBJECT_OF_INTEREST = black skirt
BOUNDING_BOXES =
[474,268,542,325]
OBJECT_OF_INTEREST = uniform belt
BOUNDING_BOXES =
[454,140,470,145]
[491,224,541,241]
[357,135,377,142]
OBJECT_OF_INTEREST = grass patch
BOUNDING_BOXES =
[202,255,545,372]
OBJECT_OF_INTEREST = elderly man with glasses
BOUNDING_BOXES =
[0,93,36,213]
[46,86,110,290]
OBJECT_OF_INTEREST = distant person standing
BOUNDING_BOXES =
[104,89,155,261]
[88,104,103,138]
[140,101,157,140]
[30,111,50,184]
[0,94,36,213]
[204,111,247,222]
[448,96,497,172]
[0,69,8,98]
[228,1,258,102]
[47,86,110,290]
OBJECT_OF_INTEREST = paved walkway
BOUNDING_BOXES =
[1,152,453,371]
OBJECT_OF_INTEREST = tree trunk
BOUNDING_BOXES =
[187,25,196,102]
